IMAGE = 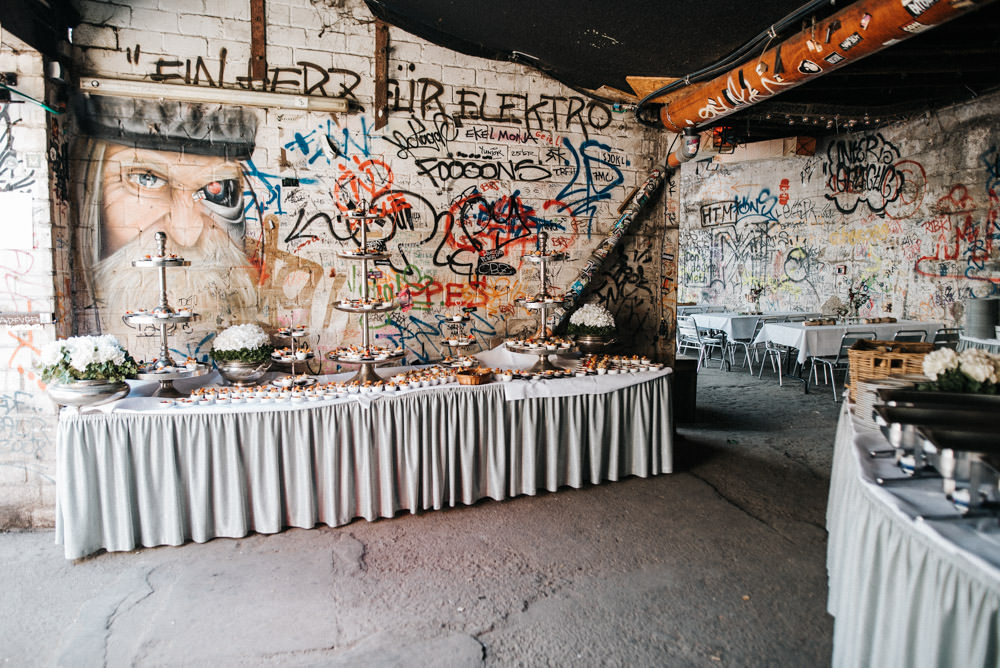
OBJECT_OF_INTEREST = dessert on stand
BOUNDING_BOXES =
[506,232,578,372]
[125,231,209,397]
[271,324,317,378]
[440,308,477,358]
[326,208,405,383]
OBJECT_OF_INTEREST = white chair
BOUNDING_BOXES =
[932,327,962,349]
[676,316,725,369]
[893,329,926,342]
[725,317,762,374]
[756,316,794,384]
[807,331,877,401]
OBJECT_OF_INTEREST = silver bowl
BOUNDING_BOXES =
[575,335,616,354]
[216,360,272,385]
[47,379,130,410]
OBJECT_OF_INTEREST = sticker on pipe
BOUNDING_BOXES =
[900,20,932,33]
[839,33,863,51]
[902,0,938,17]
[797,60,822,74]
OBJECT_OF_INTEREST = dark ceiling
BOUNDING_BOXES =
[6,0,1000,143]
[365,0,1000,142]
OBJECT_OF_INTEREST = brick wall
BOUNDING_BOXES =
[0,29,61,528]
[1,0,676,527]
[677,91,1000,324]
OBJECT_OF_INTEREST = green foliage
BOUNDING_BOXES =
[918,369,999,395]
[567,323,615,337]
[210,344,273,364]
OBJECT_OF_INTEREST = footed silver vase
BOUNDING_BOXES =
[216,359,272,385]
[575,335,616,354]
[47,379,130,411]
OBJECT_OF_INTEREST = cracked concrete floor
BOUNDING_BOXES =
[2,364,841,667]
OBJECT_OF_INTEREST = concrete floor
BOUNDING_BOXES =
[2,363,843,667]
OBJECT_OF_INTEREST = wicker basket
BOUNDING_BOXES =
[456,368,494,385]
[846,339,933,402]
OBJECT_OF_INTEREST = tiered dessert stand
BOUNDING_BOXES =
[271,325,316,376]
[125,231,209,397]
[506,232,577,372]
[440,309,476,357]
[327,209,405,383]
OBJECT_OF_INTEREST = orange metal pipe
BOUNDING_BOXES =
[660,0,993,133]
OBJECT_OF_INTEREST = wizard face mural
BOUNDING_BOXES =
[71,96,269,361]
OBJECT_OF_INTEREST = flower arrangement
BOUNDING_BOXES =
[745,281,766,306]
[920,347,1000,394]
[36,335,139,384]
[567,303,616,337]
[211,324,274,363]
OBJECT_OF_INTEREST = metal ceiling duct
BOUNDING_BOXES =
[659,0,994,133]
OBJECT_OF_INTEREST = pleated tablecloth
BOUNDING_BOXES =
[56,372,673,559]
[826,403,1000,668]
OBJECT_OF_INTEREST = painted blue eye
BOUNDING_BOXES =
[128,171,166,189]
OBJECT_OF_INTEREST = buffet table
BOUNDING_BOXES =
[55,368,673,560]
[826,403,1000,668]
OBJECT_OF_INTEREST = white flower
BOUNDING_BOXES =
[921,347,959,379]
[214,324,270,352]
[569,303,615,329]
[95,334,126,366]
[958,348,1000,384]
[66,336,97,372]
[39,340,64,367]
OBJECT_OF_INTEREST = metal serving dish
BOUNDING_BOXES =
[876,388,1000,411]
[872,404,996,456]
[917,427,1000,454]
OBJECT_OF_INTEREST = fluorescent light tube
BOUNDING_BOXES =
[81,77,349,113]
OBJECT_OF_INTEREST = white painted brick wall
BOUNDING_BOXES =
[11,0,675,531]
[178,14,227,40]
[161,33,209,58]
[162,0,205,14]
[128,7,178,34]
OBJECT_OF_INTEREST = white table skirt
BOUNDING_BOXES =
[55,373,674,560]
[958,335,1000,354]
[691,311,821,340]
[755,320,942,364]
[826,403,1000,668]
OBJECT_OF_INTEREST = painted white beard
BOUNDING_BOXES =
[94,236,260,361]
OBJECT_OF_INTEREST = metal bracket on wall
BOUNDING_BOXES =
[374,20,389,130]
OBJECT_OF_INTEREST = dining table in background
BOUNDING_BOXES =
[676,305,726,316]
[753,320,943,365]
[958,334,1000,354]
[690,311,822,341]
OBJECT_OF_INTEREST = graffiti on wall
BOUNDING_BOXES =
[679,126,1000,323]
[0,104,35,192]
[71,51,662,369]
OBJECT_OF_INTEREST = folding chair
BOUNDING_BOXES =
[725,316,762,374]
[892,329,926,342]
[807,331,877,401]
[676,316,725,369]
[756,317,795,385]
[931,327,962,349]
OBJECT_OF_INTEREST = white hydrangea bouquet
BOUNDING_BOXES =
[36,335,139,384]
[920,347,1000,394]
[567,303,616,337]
[211,324,274,364]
